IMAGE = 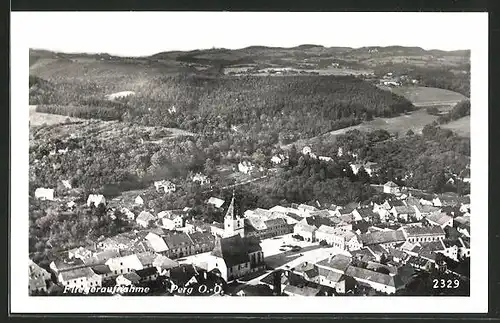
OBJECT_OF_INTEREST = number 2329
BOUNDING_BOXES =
[432,279,460,289]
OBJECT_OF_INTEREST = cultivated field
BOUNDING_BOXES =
[29,105,85,127]
[381,86,467,107]
[441,116,471,137]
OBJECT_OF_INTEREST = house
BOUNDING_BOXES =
[210,222,225,237]
[454,216,470,238]
[238,161,255,174]
[235,284,274,296]
[189,231,216,254]
[154,180,176,194]
[208,235,265,282]
[83,249,121,266]
[153,255,179,276]
[29,260,51,295]
[316,254,352,275]
[207,197,225,209]
[66,201,76,209]
[246,217,291,239]
[360,229,406,248]
[402,225,446,243]
[136,211,155,228]
[316,226,361,251]
[116,272,141,286]
[135,195,144,205]
[406,256,433,271]
[271,155,283,164]
[49,258,86,275]
[105,254,144,275]
[352,208,380,223]
[297,204,318,216]
[350,162,378,176]
[57,267,102,293]
[383,181,400,194]
[90,264,114,282]
[293,219,317,242]
[426,212,453,229]
[35,187,54,201]
[136,267,159,283]
[87,194,106,207]
[391,206,417,222]
[412,204,441,220]
[145,232,169,254]
[458,238,470,259]
[163,232,195,259]
[386,247,409,263]
[68,247,93,261]
[345,266,402,294]
[159,210,186,229]
[191,173,210,185]
[439,240,461,261]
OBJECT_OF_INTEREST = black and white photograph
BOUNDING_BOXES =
[11,11,488,313]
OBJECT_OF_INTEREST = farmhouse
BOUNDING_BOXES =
[207,197,225,209]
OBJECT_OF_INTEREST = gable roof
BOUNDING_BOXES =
[345,266,395,287]
[283,285,320,296]
[59,267,96,281]
[360,230,406,246]
[403,225,445,237]
[316,254,352,273]
[153,254,179,270]
[211,235,261,267]
[136,211,155,223]
[145,232,169,253]
[207,197,225,208]
[426,213,453,226]
[393,206,416,214]
[163,232,194,250]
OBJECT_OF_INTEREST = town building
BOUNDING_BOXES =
[29,259,51,295]
[345,266,402,294]
[426,212,453,229]
[402,225,446,243]
[360,229,406,248]
[57,267,102,293]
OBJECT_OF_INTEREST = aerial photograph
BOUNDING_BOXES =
[27,16,472,298]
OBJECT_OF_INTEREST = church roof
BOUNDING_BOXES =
[211,235,261,267]
[225,194,237,220]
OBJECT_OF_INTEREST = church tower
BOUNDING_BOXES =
[223,191,245,238]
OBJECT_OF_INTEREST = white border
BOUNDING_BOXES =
[11,12,488,314]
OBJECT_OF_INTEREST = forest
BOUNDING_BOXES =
[437,100,470,124]
[31,74,414,145]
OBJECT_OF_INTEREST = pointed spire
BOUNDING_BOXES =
[225,190,236,219]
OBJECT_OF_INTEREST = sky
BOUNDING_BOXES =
[16,11,483,56]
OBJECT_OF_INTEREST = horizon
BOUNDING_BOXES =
[16,12,481,57]
[29,44,470,58]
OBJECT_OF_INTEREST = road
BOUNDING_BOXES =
[203,175,268,194]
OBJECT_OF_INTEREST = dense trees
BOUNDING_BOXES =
[437,100,470,124]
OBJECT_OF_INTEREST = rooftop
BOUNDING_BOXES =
[316,254,352,273]
[345,265,395,287]
[360,230,406,246]
[403,225,445,237]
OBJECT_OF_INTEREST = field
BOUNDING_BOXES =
[282,108,440,151]
[29,105,85,127]
[381,86,467,107]
[441,116,471,137]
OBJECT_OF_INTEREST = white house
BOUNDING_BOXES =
[57,267,102,293]
[207,197,225,209]
[271,156,282,164]
[345,266,400,294]
[383,181,400,194]
[154,180,176,194]
[426,212,453,229]
[135,195,144,205]
[105,254,144,275]
[136,211,155,228]
[35,188,54,201]
[293,220,317,242]
[145,232,169,254]
[192,173,210,185]
[238,161,255,174]
[87,194,106,207]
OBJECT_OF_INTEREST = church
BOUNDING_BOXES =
[204,193,266,282]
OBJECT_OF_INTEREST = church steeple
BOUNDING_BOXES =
[225,190,236,219]
[223,189,244,238]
